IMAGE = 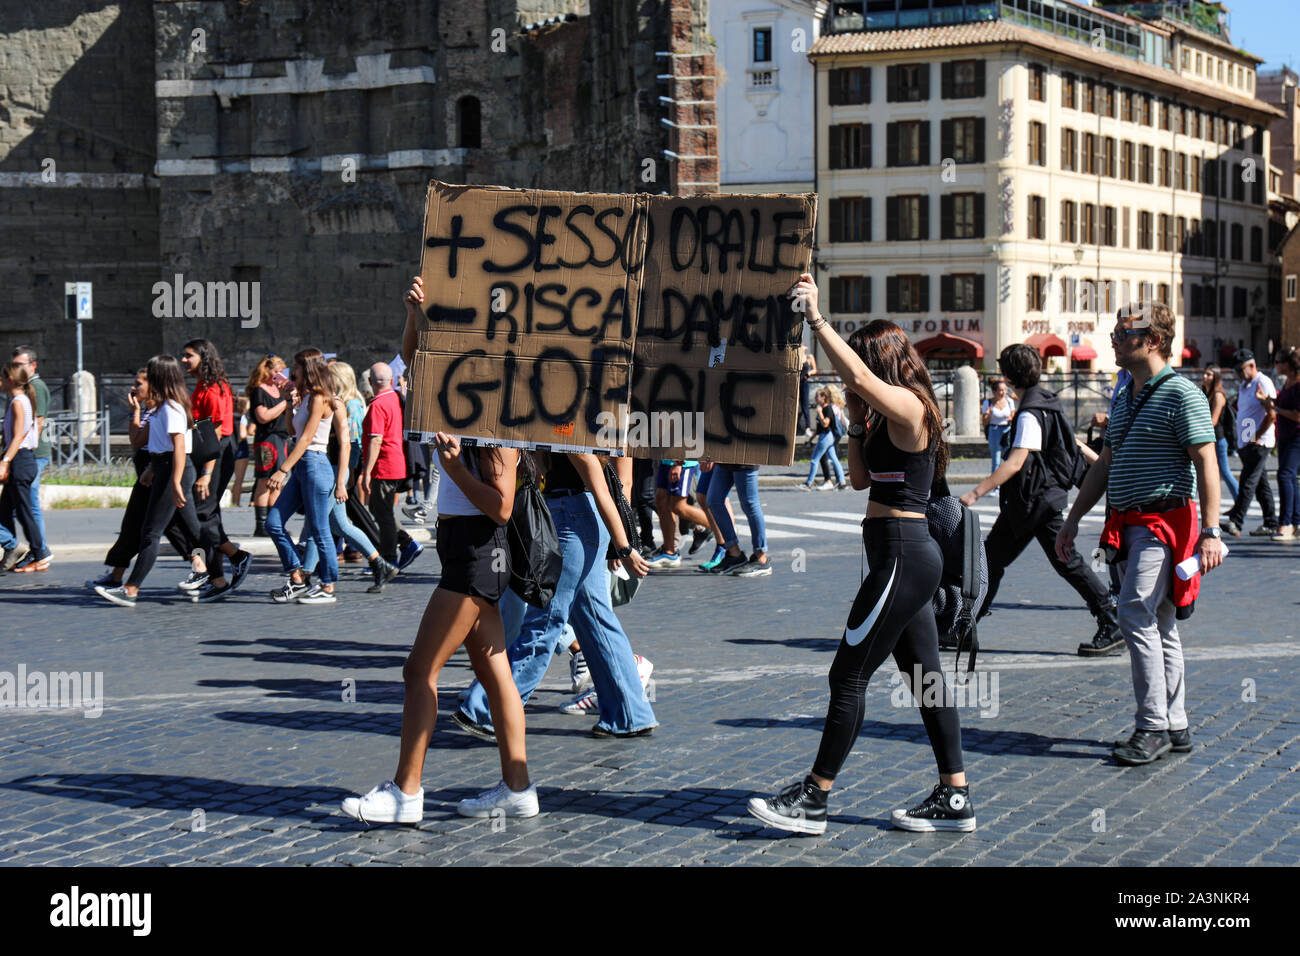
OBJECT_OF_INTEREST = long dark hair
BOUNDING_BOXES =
[1201,365,1225,398]
[293,348,334,401]
[183,338,228,390]
[146,354,193,426]
[847,321,949,480]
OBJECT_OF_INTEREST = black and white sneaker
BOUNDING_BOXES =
[891,783,976,832]
[733,554,773,577]
[401,504,427,524]
[747,776,829,835]
[193,580,234,603]
[451,709,497,743]
[94,584,137,608]
[228,550,253,593]
[297,582,338,604]
[177,570,209,592]
[397,540,425,570]
[714,551,749,575]
[688,525,713,556]
[86,571,120,590]
[270,577,310,604]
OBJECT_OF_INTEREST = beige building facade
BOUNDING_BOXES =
[809,4,1282,373]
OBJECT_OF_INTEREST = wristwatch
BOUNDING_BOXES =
[1199,526,1222,539]
[615,544,634,559]
[847,423,866,438]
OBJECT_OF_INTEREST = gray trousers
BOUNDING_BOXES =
[1118,525,1187,732]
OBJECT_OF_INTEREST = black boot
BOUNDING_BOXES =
[253,505,269,537]
[367,556,399,593]
[1078,607,1124,657]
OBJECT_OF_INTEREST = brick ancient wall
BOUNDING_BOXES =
[0,0,714,383]
[0,0,161,382]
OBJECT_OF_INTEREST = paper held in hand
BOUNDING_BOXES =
[404,180,816,466]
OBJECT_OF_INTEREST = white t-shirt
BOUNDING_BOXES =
[4,393,37,450]
[146,400,194,455]
[1011,411,1043,451]
[1238,372,1276,448]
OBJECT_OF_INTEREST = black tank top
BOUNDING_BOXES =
[545,453,587,493]
[865,419,934,512]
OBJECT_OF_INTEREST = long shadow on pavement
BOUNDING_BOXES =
[3,772,344,822]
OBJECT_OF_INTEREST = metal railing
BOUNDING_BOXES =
[45,409,112,465]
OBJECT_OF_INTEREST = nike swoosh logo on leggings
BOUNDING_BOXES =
[844,559,896,647]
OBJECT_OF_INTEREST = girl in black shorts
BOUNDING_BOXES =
[341,432,537,824]
[747,274,973,835]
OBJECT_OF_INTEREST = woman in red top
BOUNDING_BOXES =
[173,339,252,602]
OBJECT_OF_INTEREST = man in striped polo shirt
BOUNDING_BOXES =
[1056,302,1223,766]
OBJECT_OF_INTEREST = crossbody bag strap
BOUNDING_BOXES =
[1113,373,1172,449]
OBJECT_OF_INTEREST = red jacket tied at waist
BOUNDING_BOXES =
[1100,501,1200,609]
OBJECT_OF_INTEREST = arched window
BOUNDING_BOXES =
[457,97,481,149]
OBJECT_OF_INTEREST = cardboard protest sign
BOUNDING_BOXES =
[406,181,816,465]
[406,181,647,454]
[630,193,815,465]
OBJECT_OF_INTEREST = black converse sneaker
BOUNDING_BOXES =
[891,783,977,832]
[747,776,828,835]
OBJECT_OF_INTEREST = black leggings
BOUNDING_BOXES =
[812,517,965,780]
[128,453,200,589]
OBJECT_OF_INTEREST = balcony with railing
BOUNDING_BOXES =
[824,0,1167,67]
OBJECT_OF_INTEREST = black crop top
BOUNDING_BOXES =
[544,452,587,493]
[865,419,934,512]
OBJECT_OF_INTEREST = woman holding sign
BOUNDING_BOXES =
[746,274,974,835]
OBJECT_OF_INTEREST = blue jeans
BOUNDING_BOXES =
[30,456,48,547]
[459,492,657,736]
[266,451,337,585]
[302,496,379,573]
[706,464,767,552]
[1277,436,1300,527]
[806,432,844,484]
[1215,437,1240,500]
[987,425,1009,470]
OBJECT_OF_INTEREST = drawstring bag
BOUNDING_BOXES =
[506,473,563,608]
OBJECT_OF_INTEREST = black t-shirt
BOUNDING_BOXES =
[250,384,290,442]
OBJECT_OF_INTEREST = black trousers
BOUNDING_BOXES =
[129,453,200,588]
[979,501,1110,620]
[105,479,153,568]
[369,477,414,563]
[0,448,48,559]
[631,457,655,545]
[1229,442,1277,526]
[344,463,383,550]
[797,376,812,432]
[166,435,236,572]
[813,517,963,779]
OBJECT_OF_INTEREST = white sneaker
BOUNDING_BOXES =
[457,779,540,818]
[297,582,337,604]
[559,655,654,715]
[569,649,592,694]
[340,780,423,824]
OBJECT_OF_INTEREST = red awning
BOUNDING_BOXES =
[913,332,984,359]
[1182,345,1202,361]
[1071,345,1098,361]
[1025,333,1067,357]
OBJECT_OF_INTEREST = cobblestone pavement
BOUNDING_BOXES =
[2,487,1298,866]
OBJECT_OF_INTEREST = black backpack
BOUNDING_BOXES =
[926,495,987,678]
[506,472,564,608]
[1003,403,1087,508]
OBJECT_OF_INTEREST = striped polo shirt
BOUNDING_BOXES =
[1105,365,1215,510]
